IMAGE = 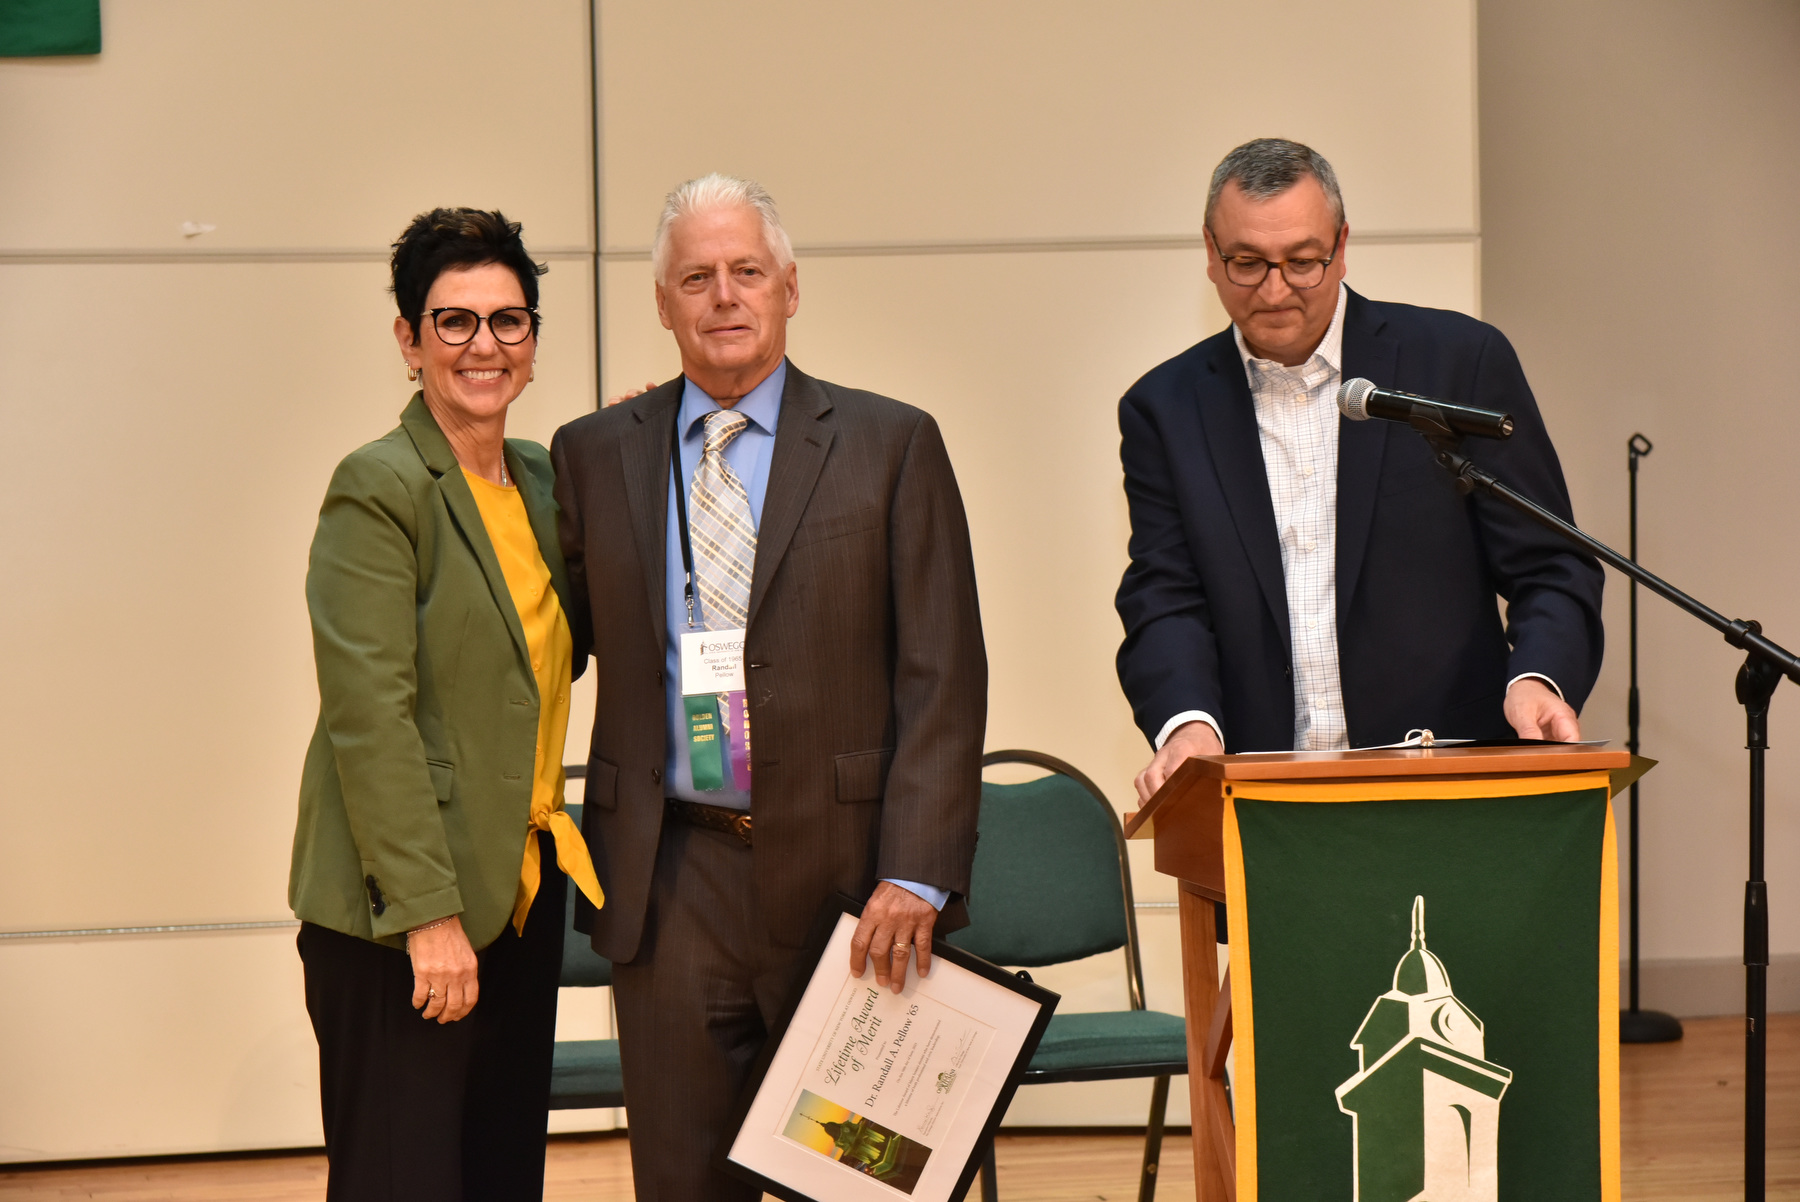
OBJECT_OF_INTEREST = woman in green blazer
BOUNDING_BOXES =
[290,208,602,1202]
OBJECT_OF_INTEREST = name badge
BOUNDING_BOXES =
[679,629,751,793]
[680,629,746,694]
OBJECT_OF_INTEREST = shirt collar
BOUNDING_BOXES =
[1233,281,1348,377]
[679,359,787,439]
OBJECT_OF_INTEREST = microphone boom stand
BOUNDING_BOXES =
[1411,411,1795,1202]
[1622,433,1683,1044]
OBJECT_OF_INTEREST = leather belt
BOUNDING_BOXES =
[665,798,753,847]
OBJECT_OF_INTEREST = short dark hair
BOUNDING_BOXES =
[1205,138,1346,229]
[389,208,548,339]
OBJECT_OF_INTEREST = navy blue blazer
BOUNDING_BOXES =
[1115,288,1604,752]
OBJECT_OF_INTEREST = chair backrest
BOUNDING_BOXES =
[558,799,613,988]
[947,752,1144,1004]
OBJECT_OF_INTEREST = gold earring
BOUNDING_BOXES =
[529,362,536,383]
[405,362,419,382]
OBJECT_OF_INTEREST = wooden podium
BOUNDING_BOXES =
[1124,744,1632,1202]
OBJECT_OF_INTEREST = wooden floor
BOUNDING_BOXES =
[2,1014,1795,1200]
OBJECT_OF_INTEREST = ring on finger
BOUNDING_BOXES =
[893,943,910,955]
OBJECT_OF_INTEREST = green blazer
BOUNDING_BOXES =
[289,393,574,951]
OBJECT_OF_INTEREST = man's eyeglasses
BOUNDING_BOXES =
[1208,228,1340,290]
[427,307,539,346]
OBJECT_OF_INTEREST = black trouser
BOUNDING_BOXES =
[298,832,567,1202]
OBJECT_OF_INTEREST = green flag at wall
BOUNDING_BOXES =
[0,0,100,56]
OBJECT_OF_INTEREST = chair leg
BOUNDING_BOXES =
[1138,1074,1171,1202]
[979,1136,999,1201]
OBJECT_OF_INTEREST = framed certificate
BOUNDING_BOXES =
[718,894,1059,1202]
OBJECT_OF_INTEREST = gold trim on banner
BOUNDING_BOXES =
[1222,800,1258,1201]
[1225,770,1612,804]
[1601,799,1622,1199]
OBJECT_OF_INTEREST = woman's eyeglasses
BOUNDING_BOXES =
[426,307,538,346]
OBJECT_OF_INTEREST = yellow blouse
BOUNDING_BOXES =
[464,468,604,934]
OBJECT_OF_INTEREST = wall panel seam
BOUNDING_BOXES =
[598,230,1480,262]
[0,233,1474,266]
[0,248,595,266]
[0,920,300,941]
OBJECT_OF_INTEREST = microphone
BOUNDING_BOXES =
[1338,378,1514,440]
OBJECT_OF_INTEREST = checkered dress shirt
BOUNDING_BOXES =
[1238,285,1351,750]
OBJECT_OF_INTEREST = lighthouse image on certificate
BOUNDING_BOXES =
[1335,897,1513,1202]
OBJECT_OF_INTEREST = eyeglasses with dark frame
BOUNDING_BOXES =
[426,306,539,346]
[1207,227,1343,290]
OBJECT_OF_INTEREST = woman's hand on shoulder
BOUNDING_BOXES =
[407,915,480,1023]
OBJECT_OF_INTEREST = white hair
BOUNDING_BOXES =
[650,172,795,282]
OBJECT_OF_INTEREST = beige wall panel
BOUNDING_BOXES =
[599,0,1476,250]
[1480,0,1800,965]
[0,929,318,1161]
[1343,238,1479,318]
[0,0,592,252]
[599,258,685,398]
[0,259,594,930]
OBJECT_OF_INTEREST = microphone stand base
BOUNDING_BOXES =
[1620,1007,1684,1043]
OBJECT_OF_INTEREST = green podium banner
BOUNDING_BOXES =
[1223,769,1619,1202]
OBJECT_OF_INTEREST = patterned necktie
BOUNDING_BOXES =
[690,410,757,629]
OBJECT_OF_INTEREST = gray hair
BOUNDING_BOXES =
[1204,138,1346,229]
[650,172,795,282]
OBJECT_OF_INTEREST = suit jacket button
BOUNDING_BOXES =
[656,670,665,684]
[651,767,663,784]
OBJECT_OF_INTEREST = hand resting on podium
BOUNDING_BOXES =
[1504,676,1581,742]
[1135,721,1224,804]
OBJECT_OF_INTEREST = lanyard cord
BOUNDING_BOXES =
[670,411,697,630]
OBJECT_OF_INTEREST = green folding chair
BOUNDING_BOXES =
[548,787,626,1111]
[950,750,1188,1202]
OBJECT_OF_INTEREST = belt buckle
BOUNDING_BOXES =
[730,812,753,845]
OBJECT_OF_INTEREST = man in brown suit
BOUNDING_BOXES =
[551,173,987,1202]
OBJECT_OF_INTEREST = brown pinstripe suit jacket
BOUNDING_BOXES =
[550,363,987,962]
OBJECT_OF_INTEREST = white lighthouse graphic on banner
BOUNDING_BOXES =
[1335,897,1513,1202]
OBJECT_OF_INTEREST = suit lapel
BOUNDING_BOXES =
[400,394,530,667]
[1336,289,1396,630]
[746,364,835,630]
[1198,344,1291,655]
[621,382,682,654]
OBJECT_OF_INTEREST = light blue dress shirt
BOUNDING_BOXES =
[661,361,947,911]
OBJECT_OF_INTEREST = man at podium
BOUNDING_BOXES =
[1116,138,1604,802]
